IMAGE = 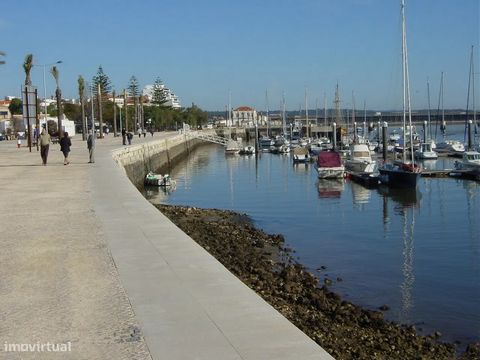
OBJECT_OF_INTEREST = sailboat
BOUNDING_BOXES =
[414,79,438,159]
[378,0,421,188]
[435,72,465,156]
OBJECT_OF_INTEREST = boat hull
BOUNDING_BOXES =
[316,166,345,179]
[378,167,420,188]
[345,160,376,174]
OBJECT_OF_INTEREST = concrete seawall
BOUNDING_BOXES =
[111,133,201,186]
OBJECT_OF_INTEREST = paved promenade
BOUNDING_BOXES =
[0,133,333,359]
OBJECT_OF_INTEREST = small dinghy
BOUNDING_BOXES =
[145,172,176,187]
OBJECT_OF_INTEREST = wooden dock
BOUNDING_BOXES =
[422,169,479,180]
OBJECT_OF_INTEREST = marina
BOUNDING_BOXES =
[144,124,480,346]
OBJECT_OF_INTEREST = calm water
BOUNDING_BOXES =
[144,125,480,345]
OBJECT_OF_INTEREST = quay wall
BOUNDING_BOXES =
[111,133,202,186]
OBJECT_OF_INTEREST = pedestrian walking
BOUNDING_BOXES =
[39,129,51,165]
[137,128,142,138]
[87,129,95,163]
[17,137,21,148]
[127,131,133,145]
[122,128,126,145]
[60,132,72,165]
[142,128,147,138]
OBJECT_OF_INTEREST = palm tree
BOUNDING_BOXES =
[78,75,86,140]
[50,66,63,137]
[0,51,6,65]
[23,54,33,85]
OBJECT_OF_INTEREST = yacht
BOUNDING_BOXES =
[435,140,465,156]
[344,143,377,174]
[454,150,480,175]
[414,142,438,160]
[315,150,345,179]
[225,139,241,155]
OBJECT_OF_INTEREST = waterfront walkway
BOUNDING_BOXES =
[0,133,333,359]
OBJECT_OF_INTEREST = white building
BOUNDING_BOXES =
[232,106,257,127]
[38,116,76,136]
[142,84,181,108]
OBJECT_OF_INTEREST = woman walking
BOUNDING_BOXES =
[59,132,71,165]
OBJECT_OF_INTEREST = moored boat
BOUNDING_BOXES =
[378,0,422,189]
[292,146,310,163]
[454,150,480,175]
[435,140,465,156]
[225,139,241,154]
[145,172,176,187]
[345,143,377,173]
[315,150,345,179]
[414,142,438,159]
[239,145,256,155]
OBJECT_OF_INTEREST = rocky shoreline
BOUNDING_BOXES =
[156,204,479,360]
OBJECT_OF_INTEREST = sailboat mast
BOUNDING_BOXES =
[401,0,414,164]
[282,91,287,136]
[305,87,309,138]
[265,89,269,137]
[441,72,445,131]
[228,89,232,127]
[472,46,476,127]
[352,91,356,143]
[427,78,431,139]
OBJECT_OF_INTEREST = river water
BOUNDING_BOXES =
[144,124,480,346]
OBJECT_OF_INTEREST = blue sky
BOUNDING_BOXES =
[0,0,478,111]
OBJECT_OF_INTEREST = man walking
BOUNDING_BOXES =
[122,128,126,145]
[87,129,95,163]
[39,129,51,165]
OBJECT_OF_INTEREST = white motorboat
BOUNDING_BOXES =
[315,150,345,179]
[414,142,438,159]
[239,145,256,155]
[225,139,241,154]
[435,140,465,156]
[344,143,377,173]
[292,147,310,163]
[454,150,480,175]
[145,172,176,187]
[259,136,274,148]
[389,129,401,142]
[309,137,331,155]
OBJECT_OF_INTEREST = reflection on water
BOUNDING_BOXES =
[350,181,371,206]
[143,141,480,345]
[317,179,344,199]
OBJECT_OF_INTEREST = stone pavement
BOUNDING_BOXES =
[0,133,333,360]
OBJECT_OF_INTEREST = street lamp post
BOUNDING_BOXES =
[36,60,62,133]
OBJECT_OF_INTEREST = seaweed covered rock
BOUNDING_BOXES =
[157,204,473,359]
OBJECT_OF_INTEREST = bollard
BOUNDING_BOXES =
[382,122,388,162]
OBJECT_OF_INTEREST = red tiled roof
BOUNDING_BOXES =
[234,106,253,111]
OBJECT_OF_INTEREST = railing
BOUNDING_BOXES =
[184,127,228,146]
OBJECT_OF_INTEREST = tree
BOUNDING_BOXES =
[0,51,6,65]
[23,54,33,86]
[128,76,140,128]
[50,66,63,136]
[91,65,111,100]
[127,75,139,98]
[78,75,86,140]
[152,77,168,107]
[8,98,22,115]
